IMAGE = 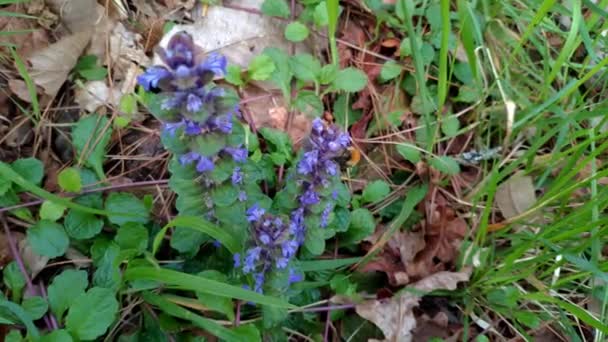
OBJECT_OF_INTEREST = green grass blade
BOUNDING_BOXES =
[0,10,36,19]
[507,0,557,62]
[299,257,361,272]
[124,267,296,309]
[437,0,450,108]
[327,0,339,66]
[152,215,241,255]
[141,292,248,341]
[525,293,608,334]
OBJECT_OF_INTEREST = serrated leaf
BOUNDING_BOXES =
[72,114,112,179]
[226,65,244,86]
[261,0,290,18]
[319,64,338,84]
[40,201,66,221]
[48,269,88,320]
[105,192,150,225]
[248,55,276,81]
[288,54,321,82]
[294,90,323,117]
[428,155,460,175]
[341,208,375,244]
[66,287,119,340]
[304,226,325,255]
[115,222,148,255]
[64,209,104,239]
[93,243,121,290]
[27,220,69,258]
[396,143,421,163]
[262,48,292,98]
[22,296,48,320]
[333,68,368,92]
[362,180,391,204]
[40,330,73,342]
[285,22,309,42]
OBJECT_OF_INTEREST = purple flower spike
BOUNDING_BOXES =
[137,66,171,91]
[160,32,195,69]
[238,191,247,202]
[163,120,185,136]
[196,156,214,172]
[300,189,320,206]
[233,253,241,267]
[231,167,243,185]
[297,150,318,175]
[288,268,303,284]
[281,240,298,258]
[179,152,200,166]
[199,53,228,76]
[184,120,202,136]
[224,147,248,163]
[186,93,203,112]
[320,203,332,228]
[246,204,265,222]
[276,257,288,269]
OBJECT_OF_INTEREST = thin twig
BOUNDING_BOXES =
[0,179,169,214]
[39,281,59,329]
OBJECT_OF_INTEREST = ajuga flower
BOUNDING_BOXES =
[138,31,249,254]
[237,205,299,292]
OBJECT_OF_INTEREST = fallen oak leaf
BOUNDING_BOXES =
[356,270,470,342]
[495,172,536,219]
[28,30,92,96]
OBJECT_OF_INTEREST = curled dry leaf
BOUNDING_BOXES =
[495,173,536,219]
[19,236,49,279]
[75,81,122,113]
[46,0,97,33]
[0,4,50,58]
[356,270,470,342]
[27,30,92,96]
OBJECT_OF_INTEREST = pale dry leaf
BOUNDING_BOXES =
[356,270,470,342]
[8,79,32,103]
[19,237,49,279]
[75,81,121,112]
[28,30,92,96]
[46,0,97,32]
[495,173,536,219]
[65,247,90,269]
[0,4,50,58]
[108,22,151,76]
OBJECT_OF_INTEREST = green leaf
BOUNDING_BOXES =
[196,271,235,320]
[64,209,104,240]
[40,330,73,342]
[93,243,121,290]
[299,257,361,272]
[284,22,309,42]
[11,158,44,191]
[294,90,323,117]
[105,192,150,225]
[428,155,460,175]
[154,216,242,255]
[304,226,325,255]
[396,143,421,163]
[313,1,329,27]
[124,267,295,308]
[5,330,23,342]
[48,269,89,320]
[319,64,338,84]
[226,65,244,86]
[261,0,290,18]
[40,201,66,221]
[79,67,107,81]
[248,55,276,81]
[66,287,119,341]
[262,48,293,98]
[211,184,239,207]
[115,222,148,255]
[57,167,82,192]
[0,299,39,340]
[72,115,112,179]
[333,68,368,92]
[27,220,69,258]
[22,296,48,320]
[289,53,321,82]
[3,262,25,301]
[487,286,519,309]
[259,127,292,158]
[379,61,402,82]
[441,115,460,137]
[361,180,391,204]
[333,94,362,127]
[341,208,375,244]
[0,176,11,196]
[514,311,541,329]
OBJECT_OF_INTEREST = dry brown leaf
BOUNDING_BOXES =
[356,270,470,342]
[0,5,50,58]
[495,173,536,219]
[46,0,97,32]
[75,81,122,112]
[19,237,48,279]
[28,30,92,96]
